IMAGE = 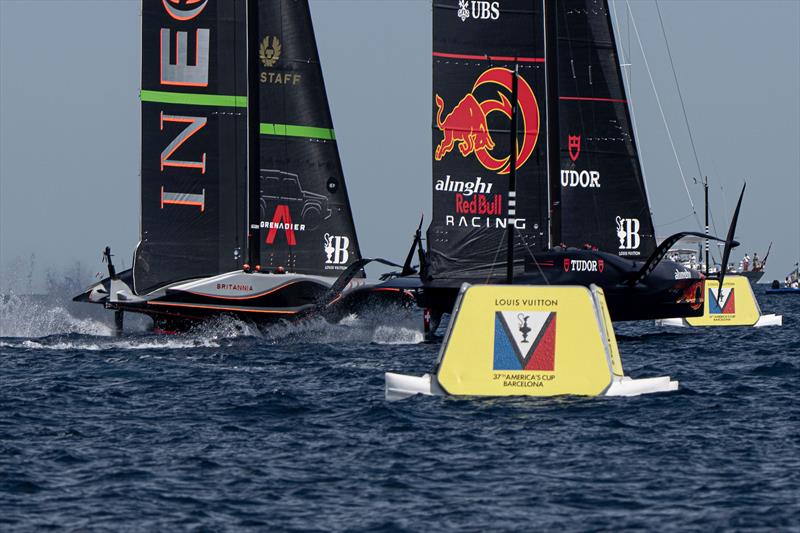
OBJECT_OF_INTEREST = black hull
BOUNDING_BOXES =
[75,269,414,333]
[414,283,703,322]
[388,249,705,322]
[108,287,413,333]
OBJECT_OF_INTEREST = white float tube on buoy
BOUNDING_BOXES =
[385,283,678,401]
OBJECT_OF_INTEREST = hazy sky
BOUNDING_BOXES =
[1,0,799,289]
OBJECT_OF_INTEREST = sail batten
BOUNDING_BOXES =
[433,51,546,63]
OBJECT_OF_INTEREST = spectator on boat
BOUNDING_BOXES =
[742,253,750,272]
[753,253,760,270]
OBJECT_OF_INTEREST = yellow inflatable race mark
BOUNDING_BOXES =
[385,284,678,400]
[594,288,624,378]
[657,276,782,328]
[436,285,612,396]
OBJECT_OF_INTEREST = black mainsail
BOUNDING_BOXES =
[136,0,248,294]
[557,0,656,257]
[428,0,550,279]
[427,0,657,282]
[254,0,362,276]
[134,0,361,294]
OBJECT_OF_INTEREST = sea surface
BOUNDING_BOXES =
[1,287,798,531]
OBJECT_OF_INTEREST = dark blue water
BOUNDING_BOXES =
[1,289,798,531]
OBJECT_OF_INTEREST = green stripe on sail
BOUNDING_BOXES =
[140,90,247,108]
[260,123,336,141]
[139,92,335,140]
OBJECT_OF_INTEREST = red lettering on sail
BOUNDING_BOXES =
[162,0,209,22]
[160,112,207,173]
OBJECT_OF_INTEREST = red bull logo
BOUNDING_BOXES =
[434,67,540,175]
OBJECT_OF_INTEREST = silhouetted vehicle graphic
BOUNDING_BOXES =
[259,170,331,230]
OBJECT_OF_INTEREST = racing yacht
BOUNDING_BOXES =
[378,0,740,338]
[75,0,410,332]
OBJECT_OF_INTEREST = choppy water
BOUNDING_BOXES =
[1,288,798,531]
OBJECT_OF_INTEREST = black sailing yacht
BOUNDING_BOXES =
[75,0,409,332]
[379,0,737,336]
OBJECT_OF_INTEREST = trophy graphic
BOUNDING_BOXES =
[517,313,532,343]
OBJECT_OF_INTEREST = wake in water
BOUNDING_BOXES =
[0,335,226,352]
[1,291,424,351]
[2,254,426,349]
[256,309,424,346]
[0,293,112,338]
